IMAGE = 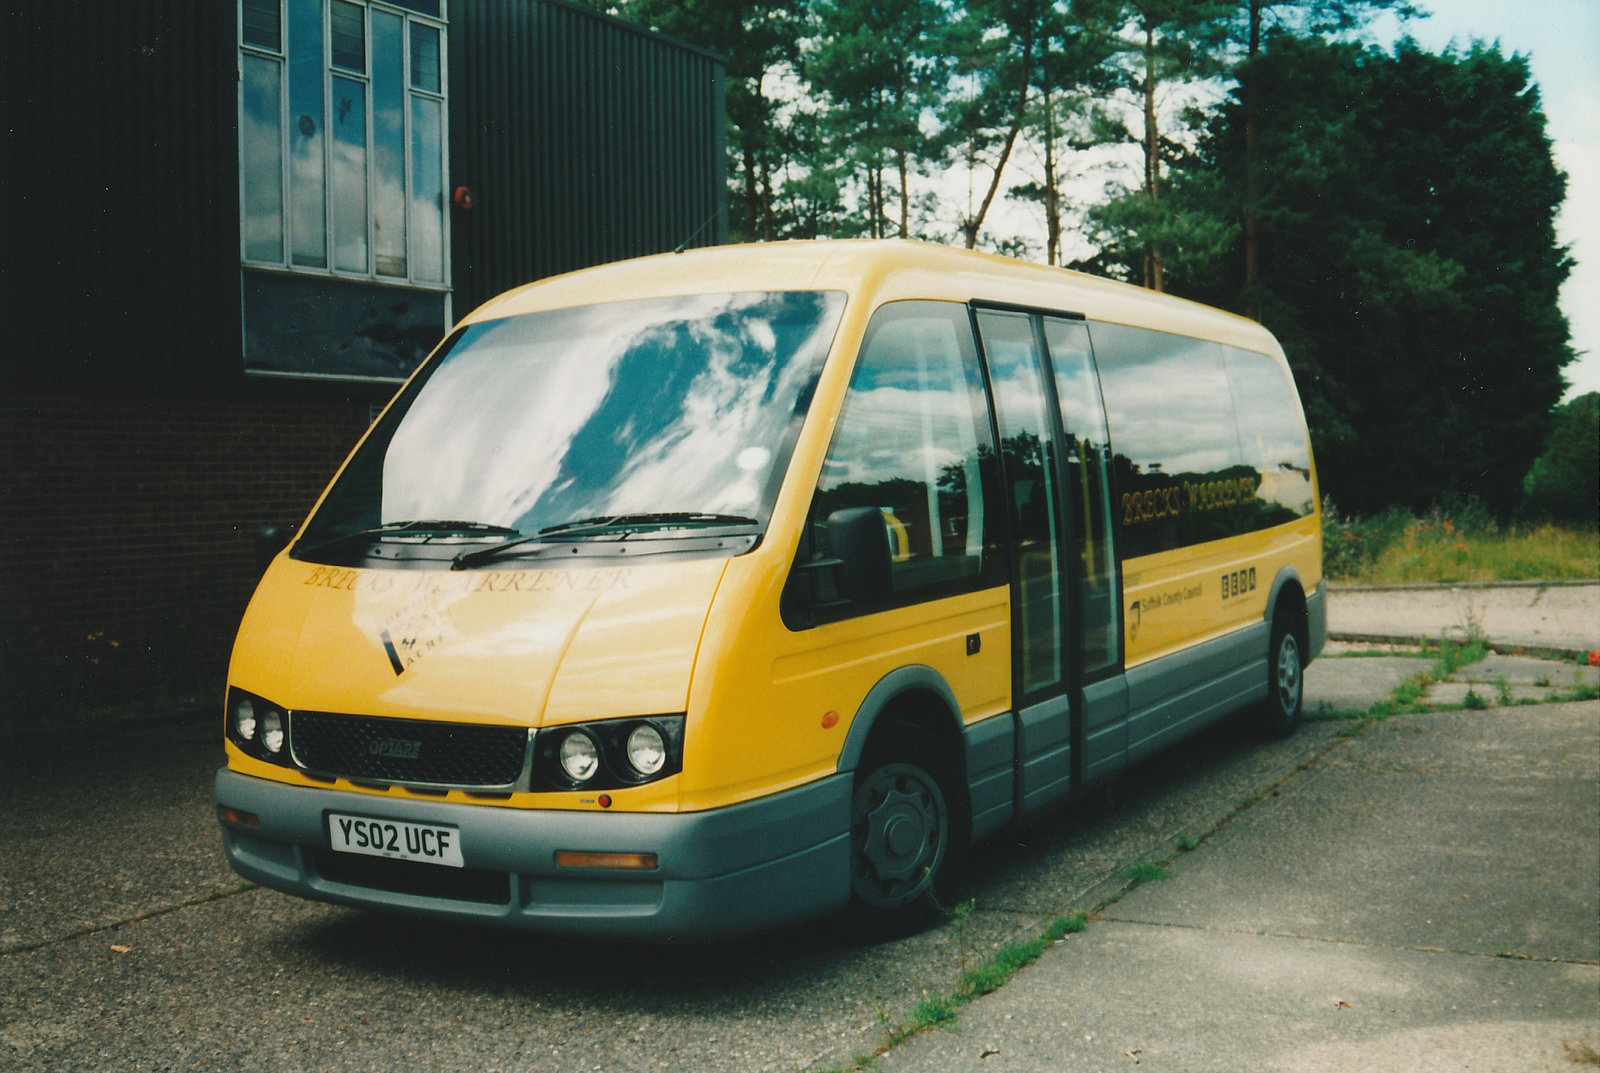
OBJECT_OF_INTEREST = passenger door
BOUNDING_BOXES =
[1041,317,1126,784]
[975,310,1075,816]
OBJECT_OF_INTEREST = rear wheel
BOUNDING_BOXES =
[847,724,965,934]
[1254,612,1305,739]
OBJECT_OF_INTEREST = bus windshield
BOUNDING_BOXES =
[296,290,846,564]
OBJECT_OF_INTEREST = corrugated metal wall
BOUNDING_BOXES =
[448,0,727,314]
[0,0,241,395]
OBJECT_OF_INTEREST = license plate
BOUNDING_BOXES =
[328,813,463,868]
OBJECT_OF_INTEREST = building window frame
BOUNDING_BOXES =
[238,0,450,293]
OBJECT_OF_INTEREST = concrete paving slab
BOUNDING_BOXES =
[1461,654,1600,689]
[1303,655,1433,715]
[875,920,1599,1073]
[1328,583,1599,655]
[876,700,1600,1073]
[1112,703,1598,963]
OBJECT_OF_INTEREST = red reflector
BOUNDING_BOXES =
[217,805,261,828]
[554,851,658,871]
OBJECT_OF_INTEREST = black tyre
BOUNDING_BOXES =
[846,724,965,934]
[1254,611,1305,739]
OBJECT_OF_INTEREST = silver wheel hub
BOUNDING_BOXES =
[1277,633,1302,711]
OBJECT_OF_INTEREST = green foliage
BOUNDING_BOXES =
[1173,35,1572,518]
[1520,392,1600,526]
[1323,498,1598,583]
[804,0,948,239]
[1123,861,1171,884]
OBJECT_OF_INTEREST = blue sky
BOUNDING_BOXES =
[1374,0,1600,399]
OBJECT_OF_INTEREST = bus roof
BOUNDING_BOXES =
[462,240,1279,355]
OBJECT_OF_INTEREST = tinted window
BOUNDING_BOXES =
[788,301,1003,625]
[1225,347,1316,523]
[1043,317,1120,676]
[978,310,1064,696]
[1093,322,1267,558]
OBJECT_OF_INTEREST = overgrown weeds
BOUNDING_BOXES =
[1322,497,1597,584]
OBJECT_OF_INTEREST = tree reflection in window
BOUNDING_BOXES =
[795,301,1003,620]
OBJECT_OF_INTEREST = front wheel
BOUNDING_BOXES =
[846,726,965,934]
[1253,613,1305,739]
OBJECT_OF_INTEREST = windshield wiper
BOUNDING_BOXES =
[539,512,760,536]
[451,512,759,569]
[301,519,521,555]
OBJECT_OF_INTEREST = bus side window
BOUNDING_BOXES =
[787,301,1002,626]
[1223,347,1317,524]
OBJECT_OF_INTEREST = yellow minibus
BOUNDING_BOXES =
[216,240,1324,939]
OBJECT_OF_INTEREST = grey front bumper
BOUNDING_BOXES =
[215,767,852,941]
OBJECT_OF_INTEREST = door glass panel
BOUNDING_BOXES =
[330,75,368,272]
[409,95,444,282]
[371,10,408,277]
[242,0,282,51]
[978,310,1064,696]
[240,55,284,263]
[329,0,366,72]
[410,24,441,92]
[1044,317,1120,675]
[286,0,327,267]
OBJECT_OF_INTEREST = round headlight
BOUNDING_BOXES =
[558,731,599,783]
[234,698,257,742]
[625,723,667,777]
[261,709,285,755]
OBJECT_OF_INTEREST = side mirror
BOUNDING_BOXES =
[255,524,293,573]
[826,506,893,604]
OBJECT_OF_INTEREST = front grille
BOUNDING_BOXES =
[313,849,511,905]
[291,711,530,789]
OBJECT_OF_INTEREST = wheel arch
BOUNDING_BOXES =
[837,665,965,776]
[1265,567,1309,641]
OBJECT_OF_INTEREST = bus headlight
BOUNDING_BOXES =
[534,715,684,791]
[261,708,285,755]
[226,688,294,767]
[234,697,257,742]
[625,723,667,777]
[557,730,600,784]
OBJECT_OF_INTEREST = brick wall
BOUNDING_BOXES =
[0,396,374,732]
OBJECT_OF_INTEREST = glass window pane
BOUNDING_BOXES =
[330,0,366,72]
[410,24,440,93]
[371,10,408,276]
[1093,322,1249,557]
[330,76,368,273]
[1044,317,1120,675]
[297,292,844,546]
[242,0,282,50]
[979,310,1063,695]
[409,95,444,282]
[241,56,285,263]
[1225,347,1316,522]
[287,0,326,268]
[808,302,998,609]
